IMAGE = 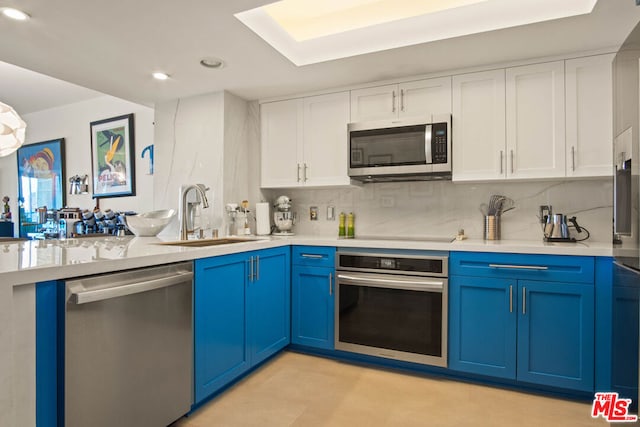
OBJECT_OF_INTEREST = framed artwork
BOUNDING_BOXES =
[17,138,66,236]
[90,113,135,198]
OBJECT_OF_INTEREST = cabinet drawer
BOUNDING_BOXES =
[450,252,594,284]
[292,246,335,268]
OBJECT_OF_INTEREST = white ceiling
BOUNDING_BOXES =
[0,0,639,114]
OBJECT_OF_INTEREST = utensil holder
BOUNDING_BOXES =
[484,215,500,240]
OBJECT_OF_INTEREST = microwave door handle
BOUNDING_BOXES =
[425,124,432,164]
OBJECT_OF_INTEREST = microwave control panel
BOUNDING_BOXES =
[431,122,448,164]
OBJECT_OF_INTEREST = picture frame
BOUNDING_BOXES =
[16,138,66,236]
[90,113,136,198]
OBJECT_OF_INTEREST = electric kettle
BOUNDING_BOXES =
[543,213,586,242]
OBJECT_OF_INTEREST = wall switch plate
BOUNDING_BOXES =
[310,206,318,221]
[327,206,335,221]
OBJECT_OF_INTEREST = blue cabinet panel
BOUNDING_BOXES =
[292,265,334,349]
[517,281,594,391]
[450,252,595,284]
[36,281,60,427]
[611,282,639,399]
[449,276,516,378]
[194,253,249,404]
[248,247,290,365]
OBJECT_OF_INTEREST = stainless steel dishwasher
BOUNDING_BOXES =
[64,262,193,427]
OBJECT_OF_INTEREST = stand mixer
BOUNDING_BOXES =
[273,195,295,236]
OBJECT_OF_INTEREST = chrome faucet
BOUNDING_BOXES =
[178,184,210,240]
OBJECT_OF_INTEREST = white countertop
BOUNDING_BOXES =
[0,235,613,286]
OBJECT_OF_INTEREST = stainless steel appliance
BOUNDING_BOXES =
[64,262,193,427]
[348,114,451,182]
[613,19,640,409]
[335,250,448,367]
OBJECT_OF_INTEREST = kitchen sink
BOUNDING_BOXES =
[157,237,258,247]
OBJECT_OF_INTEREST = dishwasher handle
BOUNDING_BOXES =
[71,271,193,305]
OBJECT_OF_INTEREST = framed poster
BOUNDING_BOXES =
[90,113,135,198]
[16,138,66,236]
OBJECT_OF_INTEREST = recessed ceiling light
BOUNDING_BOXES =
[1,7,30,21]
[200,57,225,69]
[152,72,170,80]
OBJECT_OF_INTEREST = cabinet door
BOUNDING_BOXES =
[565,54,614,178]
[260,99,304,188]
[292,266,334,349]
[303,92,351,186]
[350,84,398,122]
[517,281,594,391]
[449,276,516,379]
[247,248,290,366]
[399,77,452,118]
[506,61,566,179]
[194,254,249,404]
[452,70,506,181]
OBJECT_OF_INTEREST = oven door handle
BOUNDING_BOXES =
[336,274,444,292]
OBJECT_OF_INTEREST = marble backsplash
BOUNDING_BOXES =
[263,178,614,243]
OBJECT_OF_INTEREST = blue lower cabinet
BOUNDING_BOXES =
[194,253,250,404]
[449,276,516,379]
[247,248,291,366]
[517,281,594,392]
[449,252,596,393]
[292,265,335,349]
[194,247,290,405]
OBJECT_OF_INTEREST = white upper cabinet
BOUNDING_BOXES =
[261,98,304,188]
[398,77,452,118]
[452,69,506,181]
[350,77,452,122]
[303,92,351,187]
[350,84,398,122]
[261,92,351,189]
[565,54,614,177]
[506,61,566,179]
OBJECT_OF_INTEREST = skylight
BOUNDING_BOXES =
[235,0,598,66]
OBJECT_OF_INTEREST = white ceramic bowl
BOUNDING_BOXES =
[124,209,175,237]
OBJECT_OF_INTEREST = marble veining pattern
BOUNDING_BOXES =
[264,179,613,242]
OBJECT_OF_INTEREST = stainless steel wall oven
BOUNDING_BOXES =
[335,250,448,367]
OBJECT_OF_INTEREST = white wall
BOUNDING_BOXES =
[0,95,154,234]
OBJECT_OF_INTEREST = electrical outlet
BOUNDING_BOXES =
[310,206,318,221]
[327,206,335,221]
[539,205,552,223]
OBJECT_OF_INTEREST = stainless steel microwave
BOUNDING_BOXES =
[348,114,451,182]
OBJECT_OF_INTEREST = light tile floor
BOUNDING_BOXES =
[174,351,611,427]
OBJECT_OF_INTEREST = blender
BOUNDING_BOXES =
[273,195,295,236]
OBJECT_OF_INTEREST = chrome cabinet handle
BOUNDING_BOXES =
[400,89,405,112]
[489,264,549,271]
[303,163,308,182]
[571,146,575,172]
[248,256,254,281]
[392,90,396,113]
[301,254,324,259]
[500,150,504,175]
[522,287,526,315]
[255,255,260,281]
[510,149,514,174]
[329,273,333,296]
[509,285,513,313]
[297,164,301,182]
